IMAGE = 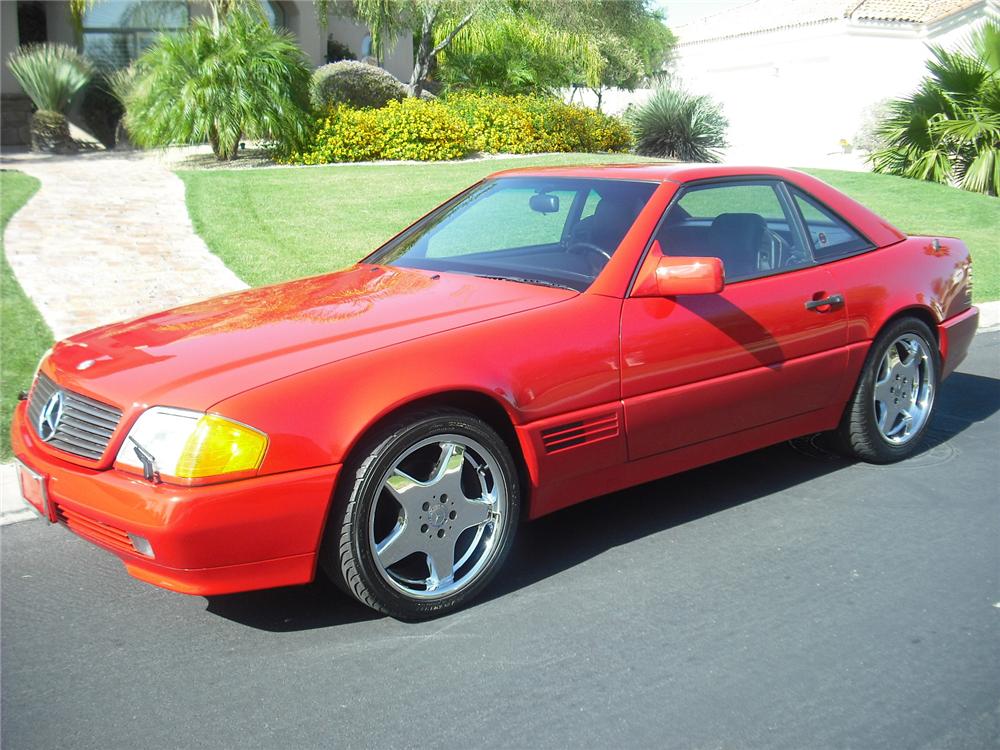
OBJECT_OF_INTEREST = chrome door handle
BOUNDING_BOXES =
[804,293,844,311]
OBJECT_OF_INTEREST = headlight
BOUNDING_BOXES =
[115,407,268,484]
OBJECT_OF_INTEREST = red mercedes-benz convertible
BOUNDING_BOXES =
[12,164,978,620]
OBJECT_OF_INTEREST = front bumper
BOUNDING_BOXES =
[11,402,340,596]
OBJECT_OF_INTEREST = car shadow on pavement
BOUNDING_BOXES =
[205,573,382,629]
[204,370,999,631]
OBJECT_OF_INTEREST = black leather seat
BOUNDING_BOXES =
[709,213,767,279]
[572,195,643,251]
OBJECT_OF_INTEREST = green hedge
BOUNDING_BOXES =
[283,93,632,164]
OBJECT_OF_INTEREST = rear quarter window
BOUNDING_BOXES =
[791,189,872,261]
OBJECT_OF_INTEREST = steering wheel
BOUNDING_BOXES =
[567,241,612,274]
[758,230,790,271]
[766,230,811,270]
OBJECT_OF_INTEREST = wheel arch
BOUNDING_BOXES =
[338,388,534,516]
[874,305,941,349]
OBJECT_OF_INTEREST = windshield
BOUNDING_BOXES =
[367,177,658,292]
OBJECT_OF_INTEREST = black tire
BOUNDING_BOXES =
[321,407,521,621]
[833,317,939,463]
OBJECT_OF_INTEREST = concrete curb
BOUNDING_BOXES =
[3,301,997,527]
[978,300,1000,331]
[0,462,36,526]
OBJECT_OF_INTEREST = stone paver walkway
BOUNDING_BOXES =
[1,150,247,341]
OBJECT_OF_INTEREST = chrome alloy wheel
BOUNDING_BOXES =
[368,435,507,599]
[872,333,935,445]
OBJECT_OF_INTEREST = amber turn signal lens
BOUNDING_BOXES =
[174,414,268,479]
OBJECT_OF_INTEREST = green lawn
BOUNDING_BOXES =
[1,170,52,460]
[181,158,998,302]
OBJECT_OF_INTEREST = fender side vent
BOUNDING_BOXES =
[541,413,619,454]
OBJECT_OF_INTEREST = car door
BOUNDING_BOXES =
[620,179,849,461]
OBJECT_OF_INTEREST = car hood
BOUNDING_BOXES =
[46,264,574,411]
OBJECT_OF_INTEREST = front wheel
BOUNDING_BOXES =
[834,317,939,463]
[322,408,520,620]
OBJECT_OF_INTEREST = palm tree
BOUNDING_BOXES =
[122,8,311,160]
[871,21,1000,196]
[6,44,94,153]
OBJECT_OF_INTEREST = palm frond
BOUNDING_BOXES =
[964,19,1000,76]
[931,107,1000,142]
[959,144,1000,195]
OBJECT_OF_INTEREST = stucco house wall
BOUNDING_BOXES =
[670,0,998,163]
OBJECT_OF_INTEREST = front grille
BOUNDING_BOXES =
[54,503,137,555]
[27,373,123,461]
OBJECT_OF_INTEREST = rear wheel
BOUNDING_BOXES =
[834,317,938,463]
[322,408,520,620]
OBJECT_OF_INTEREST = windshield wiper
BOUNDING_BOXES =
[475,274,577,292]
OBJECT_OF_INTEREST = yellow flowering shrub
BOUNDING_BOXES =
[283,99,469,164]
[446,93,632,154]
[377,98,469,161]
[445,93,546,153]
[281,93,632,164]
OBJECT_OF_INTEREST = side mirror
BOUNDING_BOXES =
[656,256,725,296]
[633,241,725,297]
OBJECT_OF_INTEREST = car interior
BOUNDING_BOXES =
[654,207,814,281]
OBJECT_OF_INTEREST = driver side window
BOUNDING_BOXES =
[656,182,812,282]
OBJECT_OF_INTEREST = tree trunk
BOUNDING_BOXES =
[30,110,73,153]
[408,7,476,98]
[408,10,436,99]
[208,124,240,161]
[114,119,133,151]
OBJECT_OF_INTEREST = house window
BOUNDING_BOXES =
[81,0,188,69]
[262,1,285,29]
[17,1,48,46]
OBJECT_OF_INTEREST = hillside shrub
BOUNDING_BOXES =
[309,61,406,111]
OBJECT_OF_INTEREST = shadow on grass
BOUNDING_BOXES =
[205,369,1000,632]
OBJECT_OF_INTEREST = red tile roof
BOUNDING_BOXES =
[675,0,983,45]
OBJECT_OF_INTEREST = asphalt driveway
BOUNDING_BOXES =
[2,332,998,750]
